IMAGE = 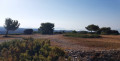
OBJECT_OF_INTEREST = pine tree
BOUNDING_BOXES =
[4,18,20,37]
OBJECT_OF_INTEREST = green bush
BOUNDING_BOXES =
[54,32,63,34]
[9,33,22,35]
[24,29,33,34]
[79,31,88,34]
[101,30,111,35]
[0,38,65,61]
[64,33,101,38]
[72,30,77,33]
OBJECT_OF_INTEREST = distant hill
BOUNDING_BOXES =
[0,27,74,34]
[0,27,38,34]
[54,30,73,32]
[1,26,119,34]
[0,27,5,31]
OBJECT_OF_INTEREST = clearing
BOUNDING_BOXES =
[0,34,120,51]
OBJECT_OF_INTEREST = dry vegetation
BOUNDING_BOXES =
[0,34,120,51]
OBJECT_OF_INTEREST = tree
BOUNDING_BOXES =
[97,27,119,35]
[72,30,77,33]
[85,24,99,32]
[38,23,54,34]
[97,27,111,34]
[4,18,20,37]
[24,29,33,34]
[111,30,119,35]
[100,27,111,31]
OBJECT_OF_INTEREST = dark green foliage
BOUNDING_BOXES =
[79,31,88,34]
[9,33,22,35]
[111,30,119,35]
[64,33,101,38]
[4,18,20,37]
[101,30,111,35]
[97,27,119,35]
[24,29,33,34]
[54,32,63,34]
[38,22,54,34]
[98,27,111,35]
[54,31,66,34]
[100,27,111,31]
[33,31,39,34]
[72,30,77,33]
[62,31,65,33]
[0,38,65,61]
[85,24,99,32]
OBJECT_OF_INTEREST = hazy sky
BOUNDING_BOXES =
[0,0,120,30]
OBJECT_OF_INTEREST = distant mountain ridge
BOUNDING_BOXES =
[0,27,38,34]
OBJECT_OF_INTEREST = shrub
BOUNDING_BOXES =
[24,29,33,34]
[9,33,22,35]
[0,38,65,61]
[64,33,101,38]
[99,30,119,35]
[33,31,39,34]
[72,30,77,33]
[79,31,88,34]
[101,30,111,35]
[54,32,63,34]
[111,30,119,35]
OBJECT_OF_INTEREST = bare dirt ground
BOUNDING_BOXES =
[0,34,120,51]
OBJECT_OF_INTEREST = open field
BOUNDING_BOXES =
[0,34,120,51]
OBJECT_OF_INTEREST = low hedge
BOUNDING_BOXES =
[64,33,101,38]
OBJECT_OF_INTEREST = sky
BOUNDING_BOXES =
[0,0,120,30]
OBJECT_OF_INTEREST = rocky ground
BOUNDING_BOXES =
[65,49,120,61]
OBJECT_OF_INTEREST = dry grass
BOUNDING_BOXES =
[62,35,120,50]
[0,34,120,51]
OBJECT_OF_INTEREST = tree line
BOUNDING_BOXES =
[2,18,54,37]
[85,24,119,35]
[2,18,119,37]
